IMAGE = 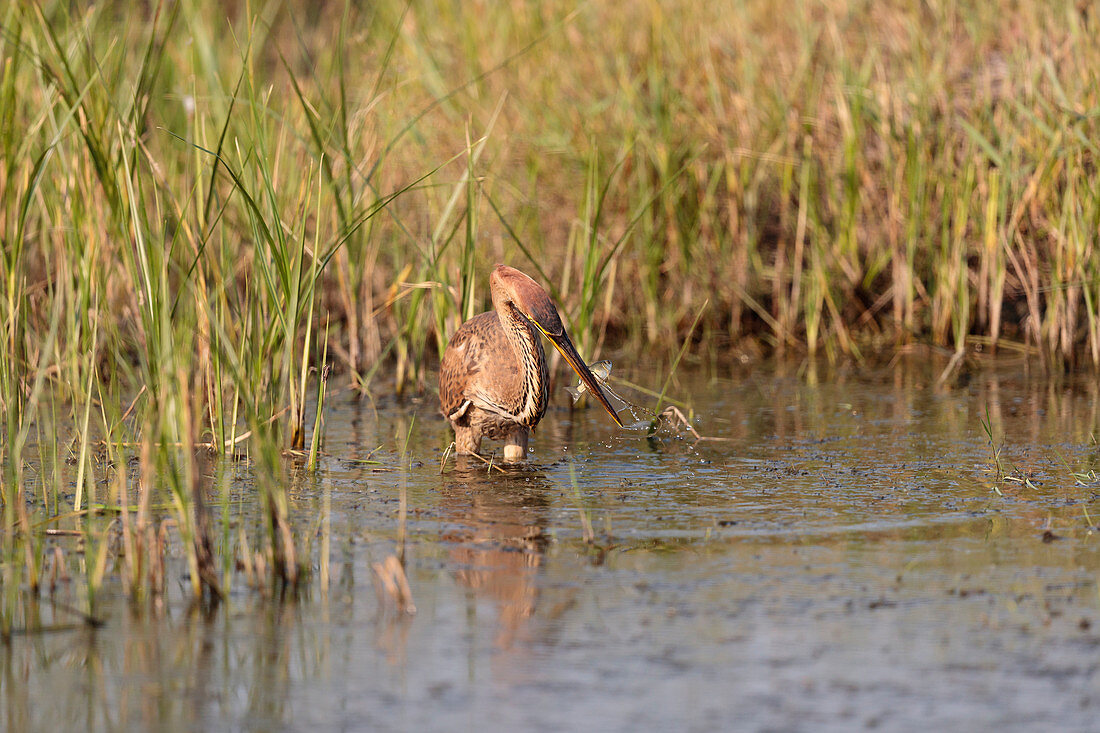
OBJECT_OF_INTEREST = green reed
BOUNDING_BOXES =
[3,0,1099,373]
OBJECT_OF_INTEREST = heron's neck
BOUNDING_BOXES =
[502,311,549,426]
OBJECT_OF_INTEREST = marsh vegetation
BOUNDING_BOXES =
[2,2,1100,726]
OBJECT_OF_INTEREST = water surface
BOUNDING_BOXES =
[5,355,1100,731]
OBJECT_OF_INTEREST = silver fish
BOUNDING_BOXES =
[565,360,613,403]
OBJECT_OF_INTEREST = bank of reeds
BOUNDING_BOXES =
[1,0,1099,617]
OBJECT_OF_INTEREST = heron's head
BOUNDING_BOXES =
[490,264,624,428]
[490,265,565,336]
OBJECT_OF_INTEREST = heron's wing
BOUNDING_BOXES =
[439,326,481,421]
[466,388,519,420]
[440,311,505,422]
[446,399,472,422]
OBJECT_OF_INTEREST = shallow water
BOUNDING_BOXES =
[6,356,1100,731]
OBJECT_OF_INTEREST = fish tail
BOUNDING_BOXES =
[565,386,581,402]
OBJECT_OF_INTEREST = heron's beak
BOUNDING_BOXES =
[542,329,625,428]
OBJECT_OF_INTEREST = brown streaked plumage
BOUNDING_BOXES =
[439,264,624,461]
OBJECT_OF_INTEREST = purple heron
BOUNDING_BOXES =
[439,265,623,461]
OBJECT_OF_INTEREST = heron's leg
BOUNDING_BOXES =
[454,425,482,455]
[502,428,529,462]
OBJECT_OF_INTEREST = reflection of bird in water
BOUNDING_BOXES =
[439,265,623,461]
[441,464,552,649]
